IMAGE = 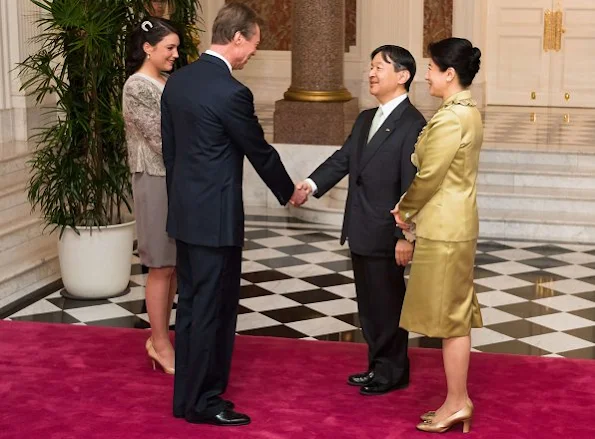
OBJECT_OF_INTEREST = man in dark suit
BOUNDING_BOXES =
[161,3,306,427]
[299,45,426,395]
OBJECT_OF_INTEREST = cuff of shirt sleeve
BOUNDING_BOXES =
[403,229,416,243]
[305,178,318,195]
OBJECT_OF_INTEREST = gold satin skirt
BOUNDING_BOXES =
[400,237,483,338]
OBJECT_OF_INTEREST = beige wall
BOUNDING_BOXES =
[0,0,490,138]
[200,0,488,109]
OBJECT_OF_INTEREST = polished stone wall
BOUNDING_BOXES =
[226,0,357,51]
[423,0,453,56]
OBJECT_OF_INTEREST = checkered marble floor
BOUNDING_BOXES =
[5,210,595,360]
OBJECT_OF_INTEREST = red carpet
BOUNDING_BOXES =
[0,320,594,438]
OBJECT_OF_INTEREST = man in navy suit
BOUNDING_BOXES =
[299,46,426,396]
[162,3,307,427]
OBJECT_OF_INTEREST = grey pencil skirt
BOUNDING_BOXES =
[132,172,176,268]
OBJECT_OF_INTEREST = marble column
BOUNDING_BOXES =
[0,0,16,143]
[274,0,359,145]
[0,0,45,144]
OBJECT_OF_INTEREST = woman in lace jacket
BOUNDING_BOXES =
[391,38,484,433]
[123,17,180,374]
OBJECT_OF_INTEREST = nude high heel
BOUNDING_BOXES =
[147,342,175,375]
[416,400,474,433]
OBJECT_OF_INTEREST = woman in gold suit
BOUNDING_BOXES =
[391,37,483,434]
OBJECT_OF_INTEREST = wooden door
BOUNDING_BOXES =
[548,0,595,107]
[486,0,552,106]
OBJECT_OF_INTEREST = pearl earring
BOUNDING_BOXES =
[147,53,151,59]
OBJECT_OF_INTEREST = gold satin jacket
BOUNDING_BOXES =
[399,90,483,242]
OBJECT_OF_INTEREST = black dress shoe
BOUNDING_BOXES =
[187,409,251,426]
[347,370,375,386]
[359,380,409,395]
[359,370,410,395]
[175,401,234,418]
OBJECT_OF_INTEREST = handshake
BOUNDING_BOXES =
[289,181,313,207]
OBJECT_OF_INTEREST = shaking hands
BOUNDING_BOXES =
[289,181,313,207]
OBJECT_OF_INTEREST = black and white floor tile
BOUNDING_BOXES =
[5,209,595,360]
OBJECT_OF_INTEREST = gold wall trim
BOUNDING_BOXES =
[543,8,564,52]
[283,87,353,102]
[552,10,564,52]
[544,9,554,51]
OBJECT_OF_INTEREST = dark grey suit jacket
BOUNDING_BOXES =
[309,98,426,257]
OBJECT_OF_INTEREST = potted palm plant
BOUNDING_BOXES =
[18,0,201,299]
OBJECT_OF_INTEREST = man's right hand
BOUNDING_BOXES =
[395,239,414,266]
[296,180,313,195]
[289,183,310,207]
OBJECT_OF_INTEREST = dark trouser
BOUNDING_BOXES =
[173,241,242,419]
[351,252,409,385]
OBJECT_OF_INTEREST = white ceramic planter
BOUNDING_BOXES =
[58,220,135,299]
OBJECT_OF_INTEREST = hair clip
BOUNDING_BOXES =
[141,21,153,32]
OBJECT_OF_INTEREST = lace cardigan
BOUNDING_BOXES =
[123,73,166,176]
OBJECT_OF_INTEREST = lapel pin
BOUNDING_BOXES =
[385,128,391,132]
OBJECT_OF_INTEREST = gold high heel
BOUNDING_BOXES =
[420,398,473,422]
[416,401,473,433]
[420,411,436,421]
[145,337,152,351]
[147,343,175,375]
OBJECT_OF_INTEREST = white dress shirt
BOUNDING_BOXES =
[306,93,408,195]
[204,49,232,73]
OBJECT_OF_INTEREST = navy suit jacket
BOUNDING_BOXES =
[309,98,426,257]
[162,54,294,247]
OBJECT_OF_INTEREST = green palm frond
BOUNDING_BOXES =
[19,0,202,235]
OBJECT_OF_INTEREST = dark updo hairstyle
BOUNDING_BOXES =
[126,17,180,77]
[427,38,481,87]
